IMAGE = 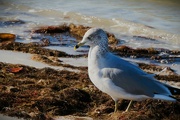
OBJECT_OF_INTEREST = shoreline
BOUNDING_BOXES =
[0,23,180,120]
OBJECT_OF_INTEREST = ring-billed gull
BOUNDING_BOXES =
[74,28,180,112]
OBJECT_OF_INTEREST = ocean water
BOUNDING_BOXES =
[0,0,180,50]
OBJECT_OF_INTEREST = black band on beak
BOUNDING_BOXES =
[74,45,79,50]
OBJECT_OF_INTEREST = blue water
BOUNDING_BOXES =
[0,0,180,49]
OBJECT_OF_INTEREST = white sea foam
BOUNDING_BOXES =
[0,0,180,50]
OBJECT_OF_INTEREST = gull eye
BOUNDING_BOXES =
[87,36,91,40]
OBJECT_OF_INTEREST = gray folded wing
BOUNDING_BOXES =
[100,54,170,97]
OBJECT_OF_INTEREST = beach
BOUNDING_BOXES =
[0,0,180,119]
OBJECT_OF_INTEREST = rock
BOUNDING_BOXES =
[159,52,169,58]
[0,33,16,46]
[0,19,25,27]
[160,59,169,64]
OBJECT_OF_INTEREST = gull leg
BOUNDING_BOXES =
[125,100,133,112]
[114,100,118,112]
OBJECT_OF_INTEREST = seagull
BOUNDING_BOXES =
[74,28,180,112]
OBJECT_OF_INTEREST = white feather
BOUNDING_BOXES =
[153,94,176,101]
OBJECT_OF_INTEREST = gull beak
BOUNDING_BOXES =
[74,42,85,50]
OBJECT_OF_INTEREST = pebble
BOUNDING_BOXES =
[159,52,169,58]
[160,59,169,64]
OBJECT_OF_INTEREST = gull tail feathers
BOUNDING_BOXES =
[166,85,180,102]
[153,94,177,101]
[153,85,180,102]
[153,94,180,102]
[170,96,180,102]
[165,85,180,95]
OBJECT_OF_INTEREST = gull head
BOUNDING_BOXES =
[74,28,108,50]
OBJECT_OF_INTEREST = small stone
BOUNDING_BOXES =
[160,59,168,64]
